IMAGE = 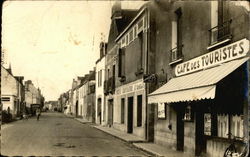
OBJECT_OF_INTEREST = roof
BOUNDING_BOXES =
[107,9,138,52]
[148,57,249,103]
[116,10,138,34]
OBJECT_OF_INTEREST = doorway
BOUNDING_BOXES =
[98,98,102,124]
[195,111,205,156]
[176,106,184,151]
[108,99,113,127]
[75,101,78,117]
[127,96,134,133]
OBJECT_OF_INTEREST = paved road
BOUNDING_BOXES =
[1,112,149,156]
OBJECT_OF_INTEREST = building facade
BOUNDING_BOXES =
[1,65,24,118]
[95,42,107,125]
[147,1,249,157]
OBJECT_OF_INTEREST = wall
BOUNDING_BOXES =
[154,105,177,149]
[1,67,18,116]
[113,79,146,138]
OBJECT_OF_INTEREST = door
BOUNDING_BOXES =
[177,107,184,151]
[108,99,113,126]
[195,112,205,156]
[75,101,78,117]
[98,98,102,124]
[147,102,155,142]
[127,97,134,133]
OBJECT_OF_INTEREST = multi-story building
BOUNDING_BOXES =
[104,1,138,129]
[147,1,249,157]
[95,42,107,125]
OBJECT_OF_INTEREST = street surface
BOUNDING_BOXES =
[1,112,149,156]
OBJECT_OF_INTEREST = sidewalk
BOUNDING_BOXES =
[133,143,186,157]
[92,125,146,143]
[92,125,186,157]
[70,117,186,157]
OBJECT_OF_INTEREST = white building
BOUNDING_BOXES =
[95,42,107,125]
[1,66,20,118]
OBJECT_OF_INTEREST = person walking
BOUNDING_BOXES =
[36,108,41,121]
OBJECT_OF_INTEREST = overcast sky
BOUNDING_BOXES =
[2,0,145,101]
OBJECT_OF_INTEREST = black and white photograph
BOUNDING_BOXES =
[1,0,249,156]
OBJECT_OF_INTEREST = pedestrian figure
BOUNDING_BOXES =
[36,108,41,121]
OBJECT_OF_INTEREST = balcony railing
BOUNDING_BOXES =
[169,45,183,64]
[104,77,115,94]
[209,20,232,46]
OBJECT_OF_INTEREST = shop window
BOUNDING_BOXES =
[137,95,142,127]
[157,103,167,119]
[231,115,243,138]
[121,98,125,124]
[217,114,229,138]
[183,105,193,121]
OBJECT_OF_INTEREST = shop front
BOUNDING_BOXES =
[148,38,249,157]
[113,79,146,139]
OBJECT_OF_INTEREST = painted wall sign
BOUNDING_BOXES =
[115,80,145,95]
[175,38,249,76]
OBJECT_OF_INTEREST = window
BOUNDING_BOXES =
[129,29,134,43]
[98,70,102,87]
[158,103,167,119]
[126,34,129,45]
[183,105,193,121]
[209,0,231,46]
[137,95,142,126]
[170,8,183,64]
[134,26,137,38]
[118,48,125,78]
[2,97,10,101]
[121,98,125,124]
[137,19,143,33]
[143,16,147,29]
[121,38,126,47]
[138,32,143,70]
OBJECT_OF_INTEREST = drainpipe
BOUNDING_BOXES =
[145,7,150,141]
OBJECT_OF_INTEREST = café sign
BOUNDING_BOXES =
[175,38,249,76]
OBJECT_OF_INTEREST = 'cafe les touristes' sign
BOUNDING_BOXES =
[175,38,249,77]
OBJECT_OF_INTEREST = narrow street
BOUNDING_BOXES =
[1,112,149,156]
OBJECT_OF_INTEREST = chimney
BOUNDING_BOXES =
[111,0,122,20]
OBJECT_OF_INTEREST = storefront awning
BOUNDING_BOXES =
[148,57,249,104]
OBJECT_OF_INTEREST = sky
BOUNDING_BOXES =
[2,0,145,101]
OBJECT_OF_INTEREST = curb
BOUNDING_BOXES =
[132,143,161,157]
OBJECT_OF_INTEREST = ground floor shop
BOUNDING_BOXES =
[113,79,146,139]
[149,39,249,157]
[105,94,115,127]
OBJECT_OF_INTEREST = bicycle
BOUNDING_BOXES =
[223,133,249,157]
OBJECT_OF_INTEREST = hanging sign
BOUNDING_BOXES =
[175,38,249,76]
